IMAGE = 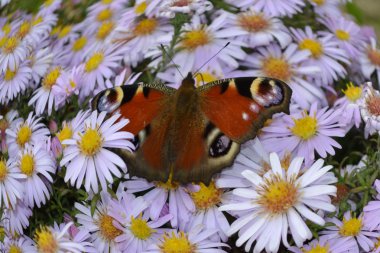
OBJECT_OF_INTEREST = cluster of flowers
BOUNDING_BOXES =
[1,0,380,252]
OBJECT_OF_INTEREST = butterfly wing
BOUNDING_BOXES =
[199,77,292,143]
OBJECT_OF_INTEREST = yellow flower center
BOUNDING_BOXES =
[72,36,87,52]
[102,0,113,3]
[262,57,291,81]
[195,72,217,87]
[4,68,17,81]
[44,0,54,6]
[97,9,113,22]
[42,67,61,90]
[51,26,60,36]
[159,232,195,253]
[299,38,323,58]
[32,16,43,26]
[135,1,147,14]
[2,23,11,35]
[303,244,329,253]
[339,217,362,236]
[181,28,211,51]
[311,0,325,5]
[17,21,31,39]
[9,245,22,253]
[130,215,153,240]
[79,128,103,156]
[291,113,318,140]
[342,82,362,102]
[133,18,158,36]
[3,37,19,54]
[99,214,122,241]
[368,48,380,66]
[366,94,380,116]
[0,159,8,182]
[238,13,269,32]
[0,36,7,47]
[35,226,58,253]
[190,181,222,210]
[56,124,73,144]
[20,154,35,177]
[335,29,350,41]
[16,125,32,147]
[96,21,114,40]
[85,52,104,73]
[155,171,179,190]
[58,25,72,39]
[0,227,4,242]
[374,237,380,249]
[258,175,298,214]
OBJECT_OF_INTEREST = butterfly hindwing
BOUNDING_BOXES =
[199,77,292,143]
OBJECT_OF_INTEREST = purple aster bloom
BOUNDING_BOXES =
[364,179,380,231]
[288,236,358,253]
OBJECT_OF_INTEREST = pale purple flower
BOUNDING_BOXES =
[360,37,380,87]
[226,0,304,17]
[0,36,28,71]
[2,200,33,235]
[308,0,342,17]
[321,211,380,253]
[3,235,36,253]
[158,0,213,18]
[260,102,345,162]
[364,179,380,231]
[288,236,358,253]
[52,65,84,106]
[357,82,380,137]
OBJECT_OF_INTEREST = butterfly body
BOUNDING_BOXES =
[93,72,292,183]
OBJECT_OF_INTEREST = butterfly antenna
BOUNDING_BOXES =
[193,42,230,78]
[160,44,184,79]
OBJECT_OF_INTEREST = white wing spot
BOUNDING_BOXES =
[242,112,249,121]
[250,103,259,113]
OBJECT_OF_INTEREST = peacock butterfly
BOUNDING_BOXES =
[92,72,292,184]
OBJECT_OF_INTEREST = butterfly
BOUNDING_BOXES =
[92,72,292,184]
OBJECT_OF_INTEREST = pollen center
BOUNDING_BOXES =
[335,29,350,41]
[159,232,195,253]
[155,171,179,190]
[97,9,112,22]
[85,52,104,72]
[342,82,362,102]
[9,245,22,253]
[17,21,31,39]
[130,216,153,240]
[72,36,87,52]
[35,227,58,253]
[366,94,380,116]
[0,159,8,182]
[135,1,147,14]
[181,28,211,51]
[304,244,329,253]
[16,125,32,147]
[58,25,72,39]
[291,114,318,140]
[195,72,217,87]
[4,68,17,81]
[57,124,73,144]
[258,175,298,214]
[3,37,19,54]
[299,38,323,58]
[339,217,362,236]
[368,49,380,66]
[190,182,222,210]
[96,21,114,40]
[99,214,122,241]
[311,0,325,5]
[238,13,269,32]
[262,57,291,81]
[20,154,35,177]
[43,67,61,90]
[79,128,103,156]
[133,18,158,36]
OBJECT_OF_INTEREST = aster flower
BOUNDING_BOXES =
[52,65,83,107]
[16,144,56,208]
[219,153,337,252]
[360,37,380,86]
[60,111,133,193]
[38,0,62,16]
[75,192,123,253]
[0,36,29,71]
[16,14,57,46]
[240,43,322,108]
[364,179,380,231]
[122,176,195,228]
[144,223,229,253]
[34,222,88,253]
[291,26,349,87]
[28,46,53,84]
[321,211,380,252]
[357,82,380,137]
[308,0,342,17]
[28,66,63,115]
[5,112,50,156]
[288,236,358,253]
[109,192,172,253]
[226,0,304,17]
[0,157,26,209]
[158,0,213,18]
[60,35,90,67]
[0,61,32,104]
[3,235,37,253]
[319,16,366,59]
[334,82,363,129]
[223,8,291,49]
[2,200,33,235]
[260,102,345,162]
